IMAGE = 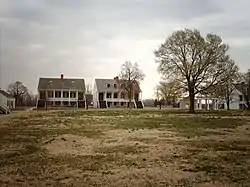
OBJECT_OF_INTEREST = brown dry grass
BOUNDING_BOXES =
[0,109,250,186]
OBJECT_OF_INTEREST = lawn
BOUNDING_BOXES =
[0,109,250,187]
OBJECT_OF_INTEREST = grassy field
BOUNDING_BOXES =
[0,109,250,187]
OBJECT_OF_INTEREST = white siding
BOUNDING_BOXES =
[93,81,98,108]
[222,89,244,109]
[0,93,15,110]
[0,93,7,109]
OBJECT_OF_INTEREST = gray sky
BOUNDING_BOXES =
[0,0,250,99]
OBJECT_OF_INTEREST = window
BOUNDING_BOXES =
[40,91,46,99]
[47,91,54,98]
[106,84,111,88]
[114,102,117,106]
[239,95,243,101]
[55,101,61,106]
[114,92,118,98]
[63,101,69,106]
[70,92,76,98]
[121,92,125,99]
[114,84,117,88]
[55,91,61,98]
[47,101,53,106]
[78,92,84,100]
[70,102,77,106]
[107,102,111,107]
[106,92,112,98]
[121,102,125,106]
[63,91,69,98]
[70,81,75,88]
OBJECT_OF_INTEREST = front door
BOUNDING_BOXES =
[99,93,104,101]
[134,93,139,101]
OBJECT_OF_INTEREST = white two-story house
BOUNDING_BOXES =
[93,78,143,108]
[0,89,15,114]
[37,74,86,109]
[218,84,249,110]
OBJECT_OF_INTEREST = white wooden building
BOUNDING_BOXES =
[93,78,143,108]
[37,74,86,109]
[0,89,15,114]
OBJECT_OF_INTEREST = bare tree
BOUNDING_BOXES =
[85,84,93,94]
[155,29,235,113]
[154,87,162,109]
[119,61,145,108]
[206,60,239,110]
[157,80,183,106]
[240,69,250,109]
[7,81,29,106]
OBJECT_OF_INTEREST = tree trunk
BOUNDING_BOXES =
[225,87,230,110]
[128,90,132,109]
[189,90,195,113]
[226,99,230,110]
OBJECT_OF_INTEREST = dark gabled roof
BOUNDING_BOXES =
[95,78,141,92]
[38,78,85,91]
[95,79,119,92]
[0,89,15,98]
[235,83,247,95]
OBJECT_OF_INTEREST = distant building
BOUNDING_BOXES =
[0,89,15,114]
[179,84,250,110]
[37,74,86,109]
[142,99,155,107]
[218,84,249,109]
[179,96,198,110]
[93,78,143,108]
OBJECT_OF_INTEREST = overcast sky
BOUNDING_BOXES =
[0,0,250,99]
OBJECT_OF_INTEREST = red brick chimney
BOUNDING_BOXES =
[61,74,64,80]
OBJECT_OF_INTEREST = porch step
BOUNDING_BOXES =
[0,105,9,114]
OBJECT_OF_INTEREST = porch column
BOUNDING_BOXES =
[205,99,208,110]
[61,90,63,106]
[196,100,199,110]
[76,91,79,108]
[69,90,71,106]
[207,99,210,110]
[45,91,48,108]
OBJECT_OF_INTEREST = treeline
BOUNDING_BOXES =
[7,81,37,107]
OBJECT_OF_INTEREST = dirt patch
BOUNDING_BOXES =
[104,129,178,141]
[43,134,103,156]
[198,182,236,187]
[82,167,196,187]
[101,129,187,164]
[0,143,24,155]
[236,124,250,135]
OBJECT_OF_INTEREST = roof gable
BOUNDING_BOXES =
[38,78,85,90]
[0,90,15,98]
[95,78,141,92]
[95,79,118,91]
